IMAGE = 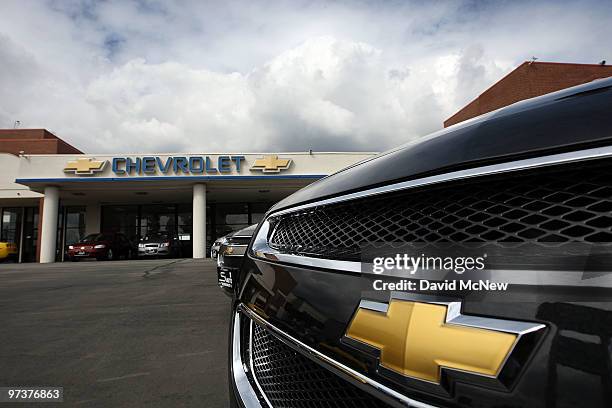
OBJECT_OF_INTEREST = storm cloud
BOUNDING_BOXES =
[1,0,610,153]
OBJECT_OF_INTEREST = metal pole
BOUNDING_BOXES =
[18,207,25,263]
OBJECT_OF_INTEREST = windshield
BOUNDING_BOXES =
[81,233,110,242]
[143,232,171,241]
[233,224,257,237]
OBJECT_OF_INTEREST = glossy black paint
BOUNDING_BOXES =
[232,79,612,407]
[217,225,256,296]
[237,256,612,407]
[272,77,612,213]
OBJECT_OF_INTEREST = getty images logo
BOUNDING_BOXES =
[372,253,487,275]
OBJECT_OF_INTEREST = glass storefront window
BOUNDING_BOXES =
[250,203,273,225]
[64,207,86,245]
[1,207,39,262]
[1,208,21,244]
[215,203,249,237]
[101,205,139,243]
[140,204,177,237]
[177,204,193,241]
[93,201,268,259]
[22,207,38,263]
[177,204,195,258]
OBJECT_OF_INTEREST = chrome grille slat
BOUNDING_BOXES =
[268,159,612,261]
[249,322,392,408]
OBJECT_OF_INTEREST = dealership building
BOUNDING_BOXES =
[0,129,374,263]
[2,61,611,263]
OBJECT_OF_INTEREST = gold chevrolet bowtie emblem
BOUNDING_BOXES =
[345,296,544,384]
[250,155,292,173]
[64,158,107,175]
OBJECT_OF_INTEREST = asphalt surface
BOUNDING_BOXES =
[0,258,231,407]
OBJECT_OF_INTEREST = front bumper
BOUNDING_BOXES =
[67,249,104,258]
[232,250,612,408]
[230,304,437,408]
[138,246,170,256]
[230,309,267,408]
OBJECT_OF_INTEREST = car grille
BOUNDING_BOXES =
[268,158,612,261]
[249,322,392,408]
[228,236,252,246]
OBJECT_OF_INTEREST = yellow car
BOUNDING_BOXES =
[0,242,18,262]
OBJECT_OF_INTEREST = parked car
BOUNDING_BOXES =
[210,237,224,259]
[228,78,612,407]
[0,241,18,262]
[67,232,133,261]
[138,231,181,258]
[216,224,256,296]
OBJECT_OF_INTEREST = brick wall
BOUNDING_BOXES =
[444,62,612,127]
[0,129,82,154]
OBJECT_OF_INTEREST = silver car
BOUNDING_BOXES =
[138,231,180,258]
[210,237,225,260]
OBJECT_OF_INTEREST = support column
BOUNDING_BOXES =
[40,186,59,263]
[85,203,101,235]
[192,183,206,259]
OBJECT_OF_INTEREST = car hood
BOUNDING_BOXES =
[73,241,107,246]
[270,77,612,213]
[229,224,257,239]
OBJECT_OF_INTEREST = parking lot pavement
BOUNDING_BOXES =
[0,259,231,407]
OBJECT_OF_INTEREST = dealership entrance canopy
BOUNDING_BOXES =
[0,135,375,263]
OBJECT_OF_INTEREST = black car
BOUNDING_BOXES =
[228,78,612,407]
[216,225,257,296]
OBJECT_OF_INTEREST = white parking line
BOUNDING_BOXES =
[96,372,151,383]
[176,351,214,357]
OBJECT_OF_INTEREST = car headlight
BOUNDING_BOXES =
[68,245,74,250]
[94,244,106,249]
[160,242,170,247]
[250,220,273,258]
[138,243,145,248]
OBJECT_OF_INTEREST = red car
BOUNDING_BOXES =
[67,232,134,261]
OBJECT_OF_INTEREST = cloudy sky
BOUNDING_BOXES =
[1,0,610,153]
